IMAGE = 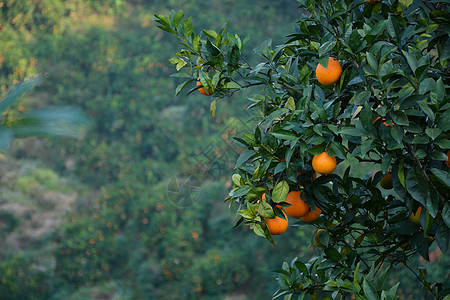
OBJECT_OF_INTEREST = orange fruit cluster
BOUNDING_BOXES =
[265,190,322,235]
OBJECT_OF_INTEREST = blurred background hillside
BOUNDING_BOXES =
[0,1,447,299]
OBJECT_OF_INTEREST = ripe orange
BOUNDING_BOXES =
[299,206,322,222]
[446,150,450,167]
[379,172,393,189]
[284,191,309,218]
[315,57,342,86]
[265,211,288,235]
[196,79,212,96]
[410,207,422,225]
[312,152,337,175]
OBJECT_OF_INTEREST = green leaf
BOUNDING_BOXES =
[261,108,289,127]
[210,99,217,118]
[319,41,336,57]
[430,78,445,105]
[253,224,265,237]
[363,279,380,300]
[324,246,341,262]
[285,96,296,111]
[228,44,240,69]
[235,151,255,169]
[430,168,450,188]
[154,14,171,26]
[182,17,193,39]
[425,128,442,140]
[223,82,240,89]
[232,174,243,186]
[272,181,289,203]
[353,90,371,106]
[417,100,435,122]
[202,29,218,40]
[406,167,428,208]
[402,50,418,73]
[436,223,449,254]
[442,203,450,228]
[391,126,403,144]
[418,78,436,95]
[366,52,378,72]
[175,80,191,96]
[435,139,450,149]
[270,130,298,140]
[369,20,387,36]
[430,151,448,161]
[173,9,184,28]
[193,35,201,52]
[258,199,275,218]
[391,111,409,126]
[339,127,367,136]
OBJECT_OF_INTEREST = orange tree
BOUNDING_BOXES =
[155,0,450,298]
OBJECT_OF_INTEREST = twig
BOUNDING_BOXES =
[404,262,439,300]
[279,81,303,96]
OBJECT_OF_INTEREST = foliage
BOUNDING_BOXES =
[0,254,51,300]
[157,0,450,299]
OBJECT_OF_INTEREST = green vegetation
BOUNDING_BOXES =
[158,0,450,299]
[0,0,449,299]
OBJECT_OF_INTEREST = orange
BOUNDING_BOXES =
[446,150,450,167]
[299,206,322,222]
[315,57,342,86]
[379,172,393,189]
[312,152,337,175]
[265,211,288,235]
[410,207,422,225]
[196,79,212,96]
[284,191,309,218]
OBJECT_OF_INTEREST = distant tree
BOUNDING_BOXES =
[157,0,449,299]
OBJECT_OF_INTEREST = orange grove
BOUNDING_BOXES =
[315,57,342,86]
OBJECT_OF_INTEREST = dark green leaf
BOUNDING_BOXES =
[391,111,409,126]
[270,130,298,140]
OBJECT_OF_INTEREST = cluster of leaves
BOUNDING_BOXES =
[158,0,449,299]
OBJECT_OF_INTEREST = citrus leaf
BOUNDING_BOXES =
[272,180,289,203]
